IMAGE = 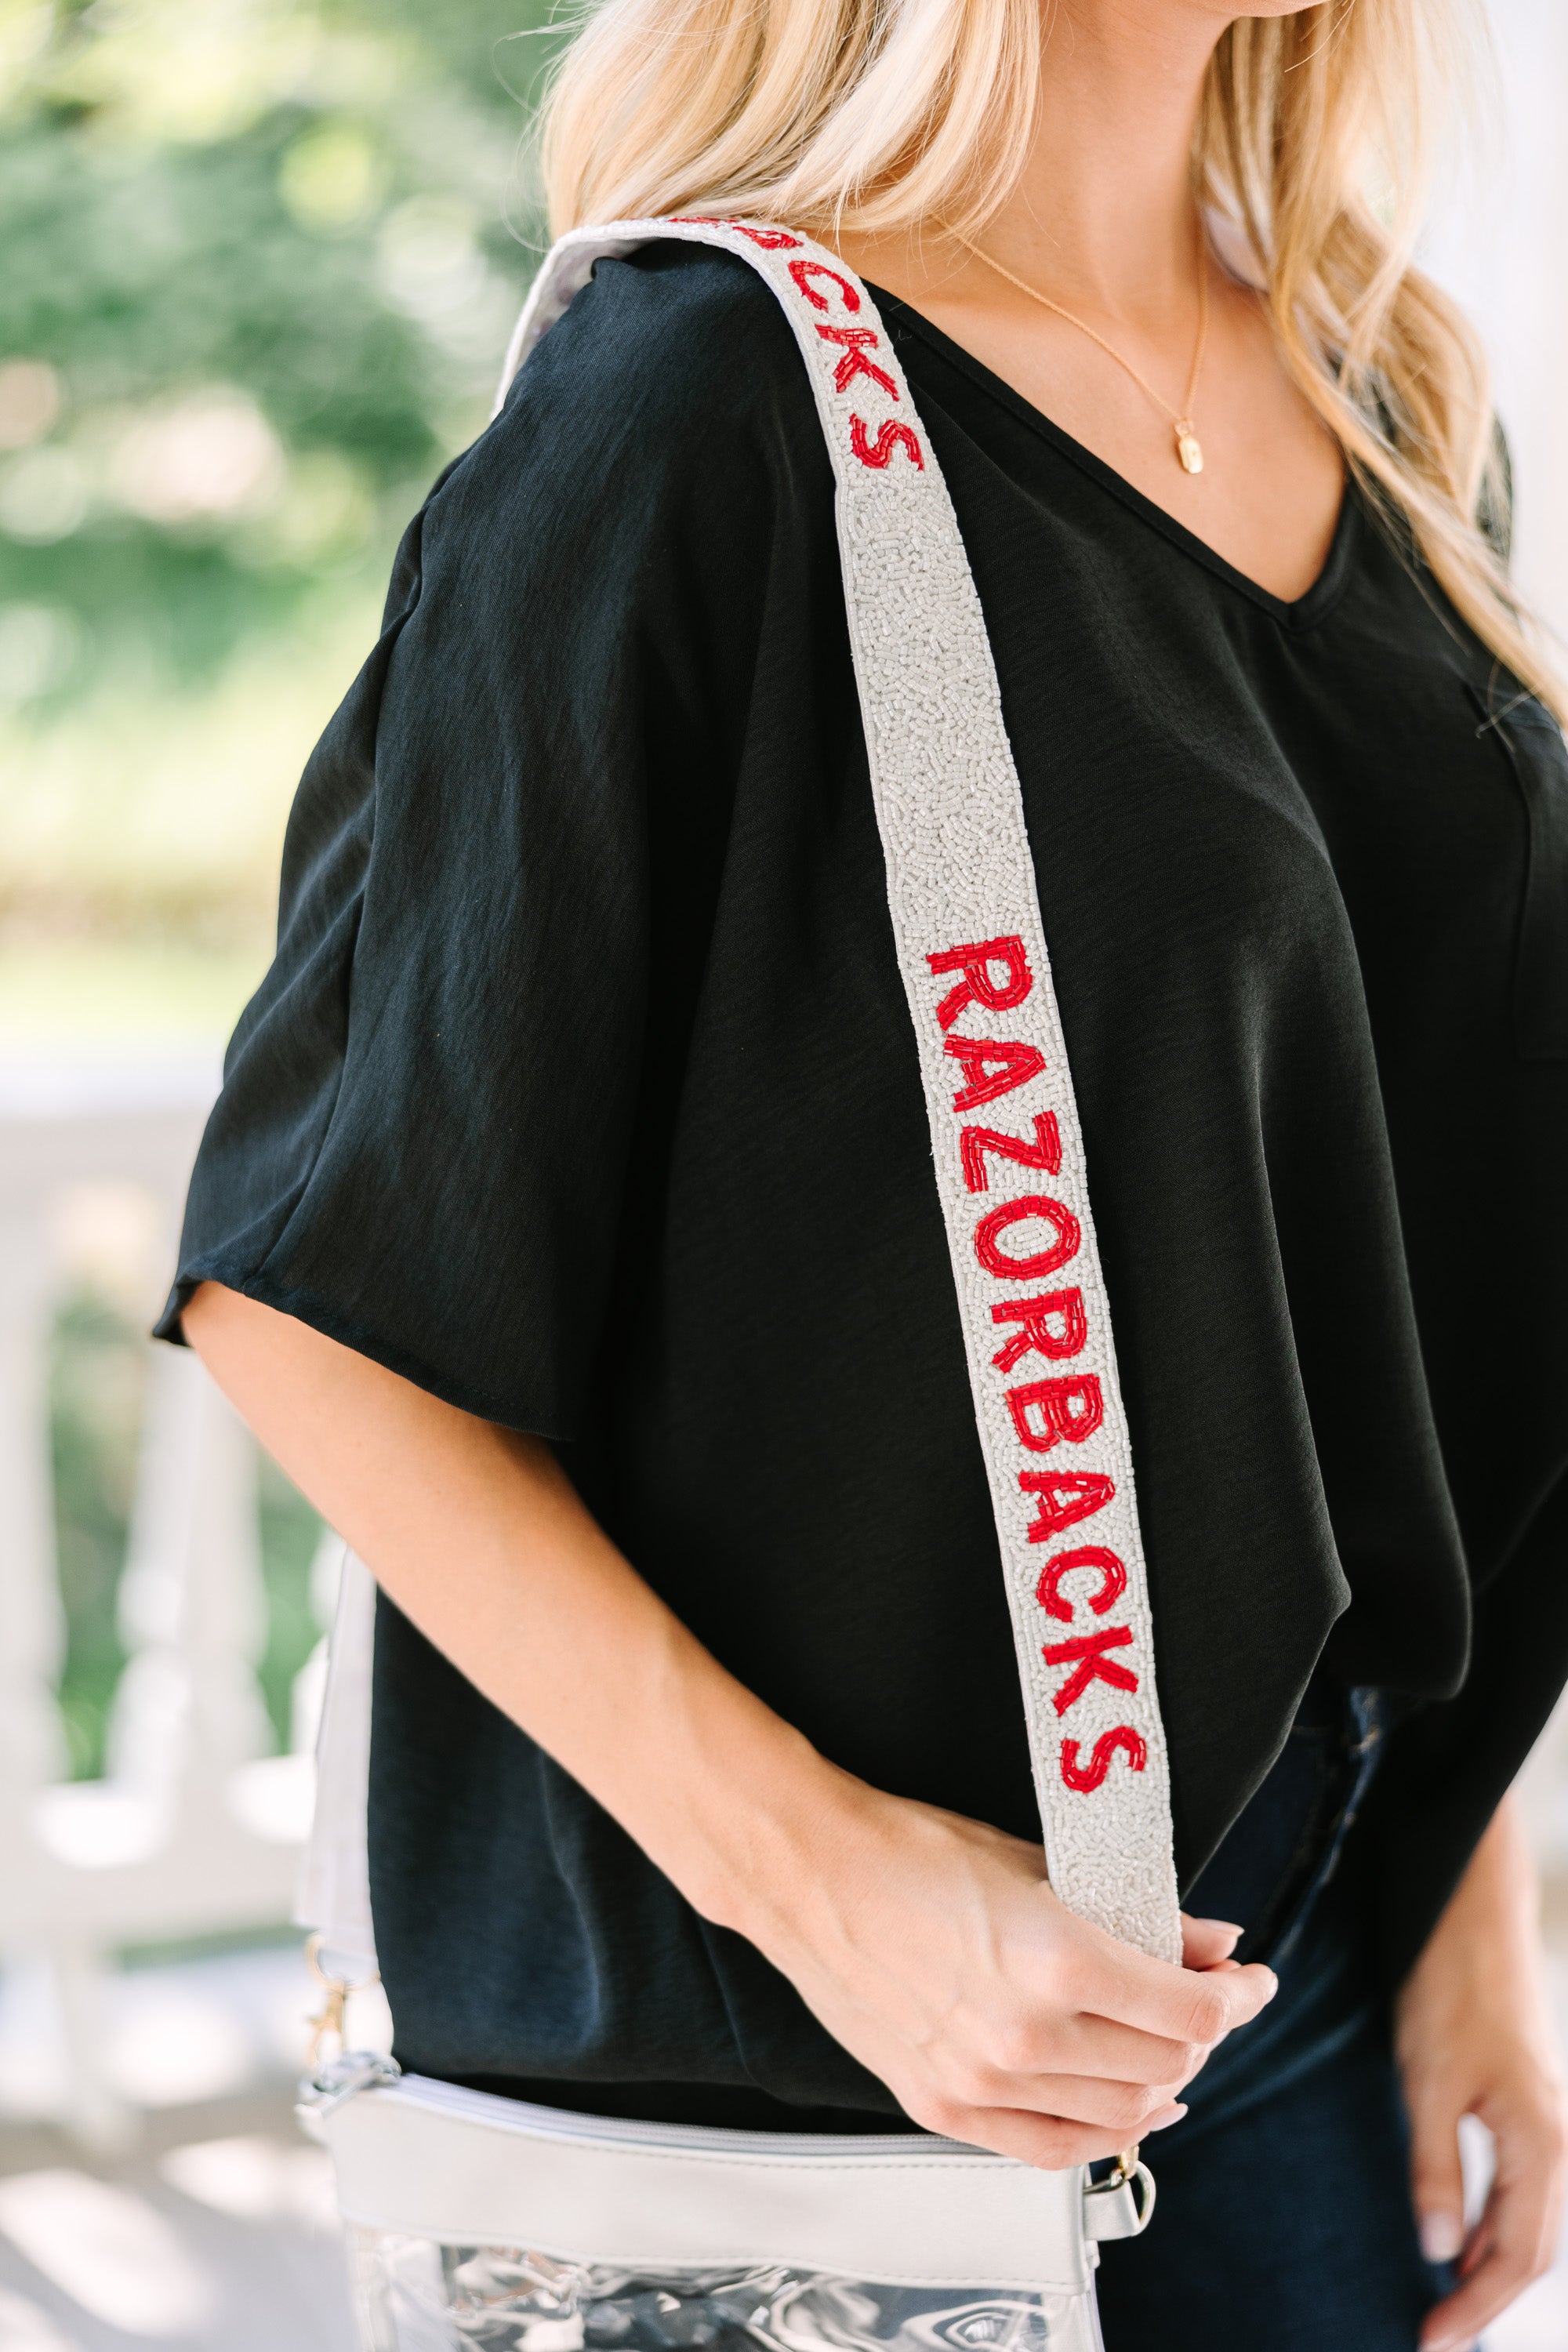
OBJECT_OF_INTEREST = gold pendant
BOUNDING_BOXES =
[1175,423,1203,475]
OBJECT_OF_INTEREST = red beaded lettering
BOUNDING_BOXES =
[670,217,802,249]
[815,326,899,400]
[960,1113,1062,1192]
[1019,1470,1117,1544]
[1043,1624,1138,1714]
[973,1194,1080,1278]
[945,1037,1047,1112]
[1035,1545,1127,1624]
[850,416,924,470]
[1007,1374,1105,1453]
[927,935,1033,1030]
[1061,1726,1148,1792]
[990,1287,1087,1372]
[789,258,861,313]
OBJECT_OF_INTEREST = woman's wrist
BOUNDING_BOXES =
[708,1761,922,1972]
[666,1697,872,1955]
[1399,1796,1548,2027]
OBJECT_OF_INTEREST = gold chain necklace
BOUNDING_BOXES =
[942,224,1211,475]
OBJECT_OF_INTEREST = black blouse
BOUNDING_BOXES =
[159,241,1568,2125]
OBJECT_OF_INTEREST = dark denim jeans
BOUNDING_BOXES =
[1094,1690,1454,2350]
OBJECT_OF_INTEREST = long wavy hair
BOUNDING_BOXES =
[539,0,1558,715]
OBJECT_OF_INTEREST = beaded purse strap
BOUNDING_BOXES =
[497,219,1181,1962]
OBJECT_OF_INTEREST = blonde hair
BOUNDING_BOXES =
[539,0,1557,716]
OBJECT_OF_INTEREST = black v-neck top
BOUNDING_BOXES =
[159,242,1568,2124]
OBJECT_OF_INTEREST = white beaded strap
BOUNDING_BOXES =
[499,220,1181,1963]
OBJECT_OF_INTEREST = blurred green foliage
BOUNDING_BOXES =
[257,1437,326,1744]
[50,1281,325,1778]
[49,1289,136,1777]
[11,3,566,1765]
[0,0,563,709]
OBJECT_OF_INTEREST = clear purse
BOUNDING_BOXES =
[346,2236,1110,2352]
[302,2054,1152,2352]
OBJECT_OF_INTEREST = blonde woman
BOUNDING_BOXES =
[164,0,1566,2343]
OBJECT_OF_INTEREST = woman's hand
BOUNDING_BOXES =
[1396,1793,1567,2352]
[183,1281,1278,2171]
[731,1777,1276,2168]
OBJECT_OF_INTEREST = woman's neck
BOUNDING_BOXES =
[840,0,1225,328]
[989,0,1218,324]
[830,2,1346,607]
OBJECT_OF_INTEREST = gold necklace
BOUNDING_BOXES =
[942,224,1211,475]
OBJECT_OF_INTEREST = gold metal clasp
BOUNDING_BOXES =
[305,1933,380,2067]
[1083,2144,1158,2241]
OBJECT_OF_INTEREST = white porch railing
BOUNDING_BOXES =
[0,1055,330,2149]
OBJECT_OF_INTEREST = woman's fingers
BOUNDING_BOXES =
[1406,2084,1467,2272]
[1417,2090,1567,2352]
[946,1904,1277,2101]
[1421,2199,1550,2352]
[931,1913,1277,2116]
[1035,2009,1209,2089]
[1410,2070,1476,2267]
[1058,1918,1279,2047]
[997,2071,1188,2134]
[917,2100,1184,2172]
[1181,1913,1243,1969]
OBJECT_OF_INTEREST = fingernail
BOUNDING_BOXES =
[1148,2103,1187,2130]
[1260,1969,1279,2002]
[1419,2211,1464,2263]
[1195,1918,1243,1947]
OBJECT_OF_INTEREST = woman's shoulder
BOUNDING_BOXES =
[445,239,822,532]
[544,238,810,408]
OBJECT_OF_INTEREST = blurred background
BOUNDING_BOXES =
[0,0,1566,2346]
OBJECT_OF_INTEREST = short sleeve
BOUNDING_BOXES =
[156,246,802,1437]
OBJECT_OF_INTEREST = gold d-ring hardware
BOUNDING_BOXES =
[305,1933,381,2067]
[1102,2145,1157,2233]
